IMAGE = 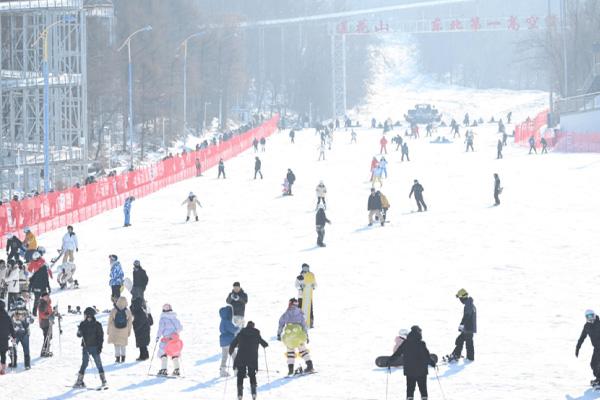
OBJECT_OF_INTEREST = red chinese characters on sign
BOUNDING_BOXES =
[374,20,389,33]
[470,17,481,31]
[508,16,520,31]
[355,19,369,33]
[336,21,348,35]
[526,16,539,30]
[450,19,463,30]
[432,17,442,32]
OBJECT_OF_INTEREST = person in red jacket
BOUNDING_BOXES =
[380,136,388,154]
[38,292,55,357]
[370,157,379,181]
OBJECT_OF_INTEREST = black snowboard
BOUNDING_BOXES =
[375,353,438,368]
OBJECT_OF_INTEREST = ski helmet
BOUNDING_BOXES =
[456,288,468,299]
[399,328,409,338]
[301,263,310,272]
[37,246,46,255]
[32,251,41,261]
[162,303,173,312]
[586,309,596,322]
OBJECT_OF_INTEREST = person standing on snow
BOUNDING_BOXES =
[277,298,314,376]
[6,260,21,309]
[254,157,263,180]
[195,158,202,177]
[379,156,388,178]
[28,253,51,316]
[107,296,132,363]
[23,228,37,262]
[315,181,327,210]
[497,139,503,159]
[401,142,410,161]
[465,131,474,152]
[9,298,32,370]
[541,137,548,154]
[379,190,390,224]
[380,135,388,154]
[286,169,296,195]
[528,136,537,154]
[576,310,600,387]
[350,130,357,143]
[229,321,268,400]
[409,179,427,212]
[156,303,183,377]
[315,203,331,247]
[37,292,55,357]
[0,300,15,375]
[108,255,124,304]
[61,225,78,263]
[260,137,266,152]
[226,282,248,328]
[219,305,239,377]
[73,307,106,388]
[123,196,134,227]
[131,260,148,302]
[370,157,379,181]
[218,158,226,179]
[493,173,502,206]
[289,129,295,143]
[252,138,259,152]
[446,288,477,362]
[181,192,202,222]
[6,233,22,263]
[318,142,326,161]
[296,263,317,328]
[131,298,151,361]
[367,188,383,226]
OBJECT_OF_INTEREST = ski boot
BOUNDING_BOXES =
[186,216,190,222]
[287,364,294,376]
[442,353,460,363]
[100,372,107,387]
[304,360,314,373]
[219,367,229,377]
[195,216,199,222]
[157,369,168,377]
[73,373,85,388]
[591,378,600,386]
[172,368,180,377]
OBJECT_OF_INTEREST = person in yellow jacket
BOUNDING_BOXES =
[295,263,317,329]
[23,228,37,262]
[379,191,390,225]
[181,192,202,222]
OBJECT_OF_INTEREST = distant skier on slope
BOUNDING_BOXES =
[494,173,502,206]
[315,181,327,210]
[409,180,427,212]
[315,204,331,247]
[123,196,134,227]
[181,192,202,222]
[576,310,600,387]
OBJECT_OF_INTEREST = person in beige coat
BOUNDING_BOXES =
[107,296,133,363]
[181,192,202,222]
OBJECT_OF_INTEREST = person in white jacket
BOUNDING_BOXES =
[315,181,327,210]
[181,192,202,222]
[61,225,78,263]
[5,260,21,309]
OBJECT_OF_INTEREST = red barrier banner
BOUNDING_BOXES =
[514,110,548,147]
[0,115,280,247]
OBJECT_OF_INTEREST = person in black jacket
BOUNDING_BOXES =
[218,158,226,179]
[576,310,600,386]
[131,298,151,361]
[409,180,427,212]
[541,137,548,154]
[131,260,148,302]
[315,204,331,247]
[389,325,436,400]
[286,169,296,195]
[29,263,51,317]
[5,234,22,263]
[229,321,268,400]
[254,157,263,180]
[493,173,502,206]
[447,288,477,362]
[226,282,248,328]
[401,142,410,161]
[0,300,16,374]
[367,188,383,226]
[497,139,503,159]
[74,307,106,388]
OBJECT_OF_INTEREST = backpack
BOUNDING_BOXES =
[114,308,128,329]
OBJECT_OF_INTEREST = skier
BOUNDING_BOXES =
[219,305,238,377]
[277,298,314,375]
[315,203,331,247]
[315,181,327,210]
[109,254,124,304]
[379,156,388,178]
[370,157,379,181]
[318,142,326,161]
[409,179,427,212]
[5,233,22,263]
[463,113,470,126]
[528,136,537,154]
[576,310,600,387]
[289,129,295,143]
[226,282,248,328]
[23,228,37,262]
[465,131,474,152]
[61,225,78,263]
[350,129,357,143]
[218,158,226,179]
[388,325,436,400]
[254,157,263,180]
[131,260,148,302]
[425,124,433,137]
[327,133,333,150]
[379,190,390,224]
[9,298,32,370]
[497,139,503,159]
[123,196,134,227]
[395,134,403,151]
[371,165,384,188]
[401,142,410,162]
[73,307,106,388]
[252,138,259,152]
[229,321,268,400]
[541,137,548,154]
[195,158,202,177]
[507,111,512,124]
[156,303,183,377]
[446,288,477,362]
[286,169,296,195]
[295,263,317,328]
[107,296,132,363]
[0,300,15,374]
[367,188,383,226]
[181,192,202,222]
[37,292,54,357]
[493,173,502,206]
[28,254,51,316]
[380,135,388,154]
[259,137,266,152]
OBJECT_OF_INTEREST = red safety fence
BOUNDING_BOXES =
[0,115,279,248]
[553,132,600,152]
[514,109,549,147]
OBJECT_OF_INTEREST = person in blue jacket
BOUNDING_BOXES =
[219,305,238,377]
[109,255,124,304]
[123,196,135,227]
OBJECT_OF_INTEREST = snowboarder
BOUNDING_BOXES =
[229,321,268,400]
[252,138,259,152]
[576,310,600,387]
[446,288,477,362]
[497,139,503,159]
[218,158,226,179]
[226,282,248,328]
[388,325,436,400]
[286,169,296,195]
[401,142,410,161]
[28,254,51,316]
[379,190,390,224]
[409,180,427,212]
[289,129,295,143]
[9,298,32,369]
[260,137,266,152]
[61,225,78,263]
[37,292,54,357]
[108,254,124,304]
[465,131,474,152]
[254,157,263,180]
[181,192,202,222]
[277,298,314,375]
[494,173,502,206]
[380,135,388,154]
[131,297,151,361]
[296,263,317,328]
[528,136,537,154]
[315,181,327,210]
[131,260,148,301]
[195,158,202,177]
[5,233,22,263]
[318,142,326,161]
[367,188,383,226]
[541,137,548,154]
[107,296,132,363]
[315,203,331,247]
[219,305,239,377]
[23,228,37,262]
[0,300,15,375]
[123,196,134,227]
[73,307,106,388]
[156,303,183,377]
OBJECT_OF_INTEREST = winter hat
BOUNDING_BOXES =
[23,227,31,233]
[288,298,298,306]
[410,325,422,334]
[296,275,304,281]
[233,282,240,287]
[109,254,118,262]
[162,303,173,312]
[456,288,468,299]
[84,307,96,317]
[246,321,255,329]
[301,263,310,272]
[67,225,73,230]
[133,260,141,267]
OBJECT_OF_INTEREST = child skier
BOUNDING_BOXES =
[219,305,239,377]
[108,255,124,304]
[107,296,133,363]
[277,298,314,375]
[156,303,183,376]
[74,307,106,388]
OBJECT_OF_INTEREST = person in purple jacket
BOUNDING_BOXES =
[277,298,314,375]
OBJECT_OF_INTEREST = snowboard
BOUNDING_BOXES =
[300,272,316,328]
[285,367,317,379]
[375,353,437,368]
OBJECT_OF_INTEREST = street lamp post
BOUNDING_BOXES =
[178,32,204,137]
[118,25,152,169]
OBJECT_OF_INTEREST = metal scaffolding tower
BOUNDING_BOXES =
[0,0,87,199]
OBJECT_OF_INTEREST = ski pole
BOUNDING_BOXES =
[385,367,390,400]
[147,339,159,376]
[222,356,231,400]
[435,367,447,400]
[263,347,270,386]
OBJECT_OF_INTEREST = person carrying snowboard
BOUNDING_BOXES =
[131,260,148,302]
[181,192,202,222]
[107,296,132,363]
[409,180,427,212]
[0,300,15,375]
[226,282,248,328]
[388,325,436,400]
[73,307,106,388]
[277,298,314,375]
[576,310,600,387]
[219,305,239,377]
[9,298,32,369]
[61,225,78,263]
[295,263,317,328]
[229,321,268,400]
[445,288,477,362]
[131,297,152,361]
[315,203,331,247]
[108,255,124,304]
[218,158,226,179]
[156,303,183,377]
[123,196,134,227]
[315,181,327,210]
